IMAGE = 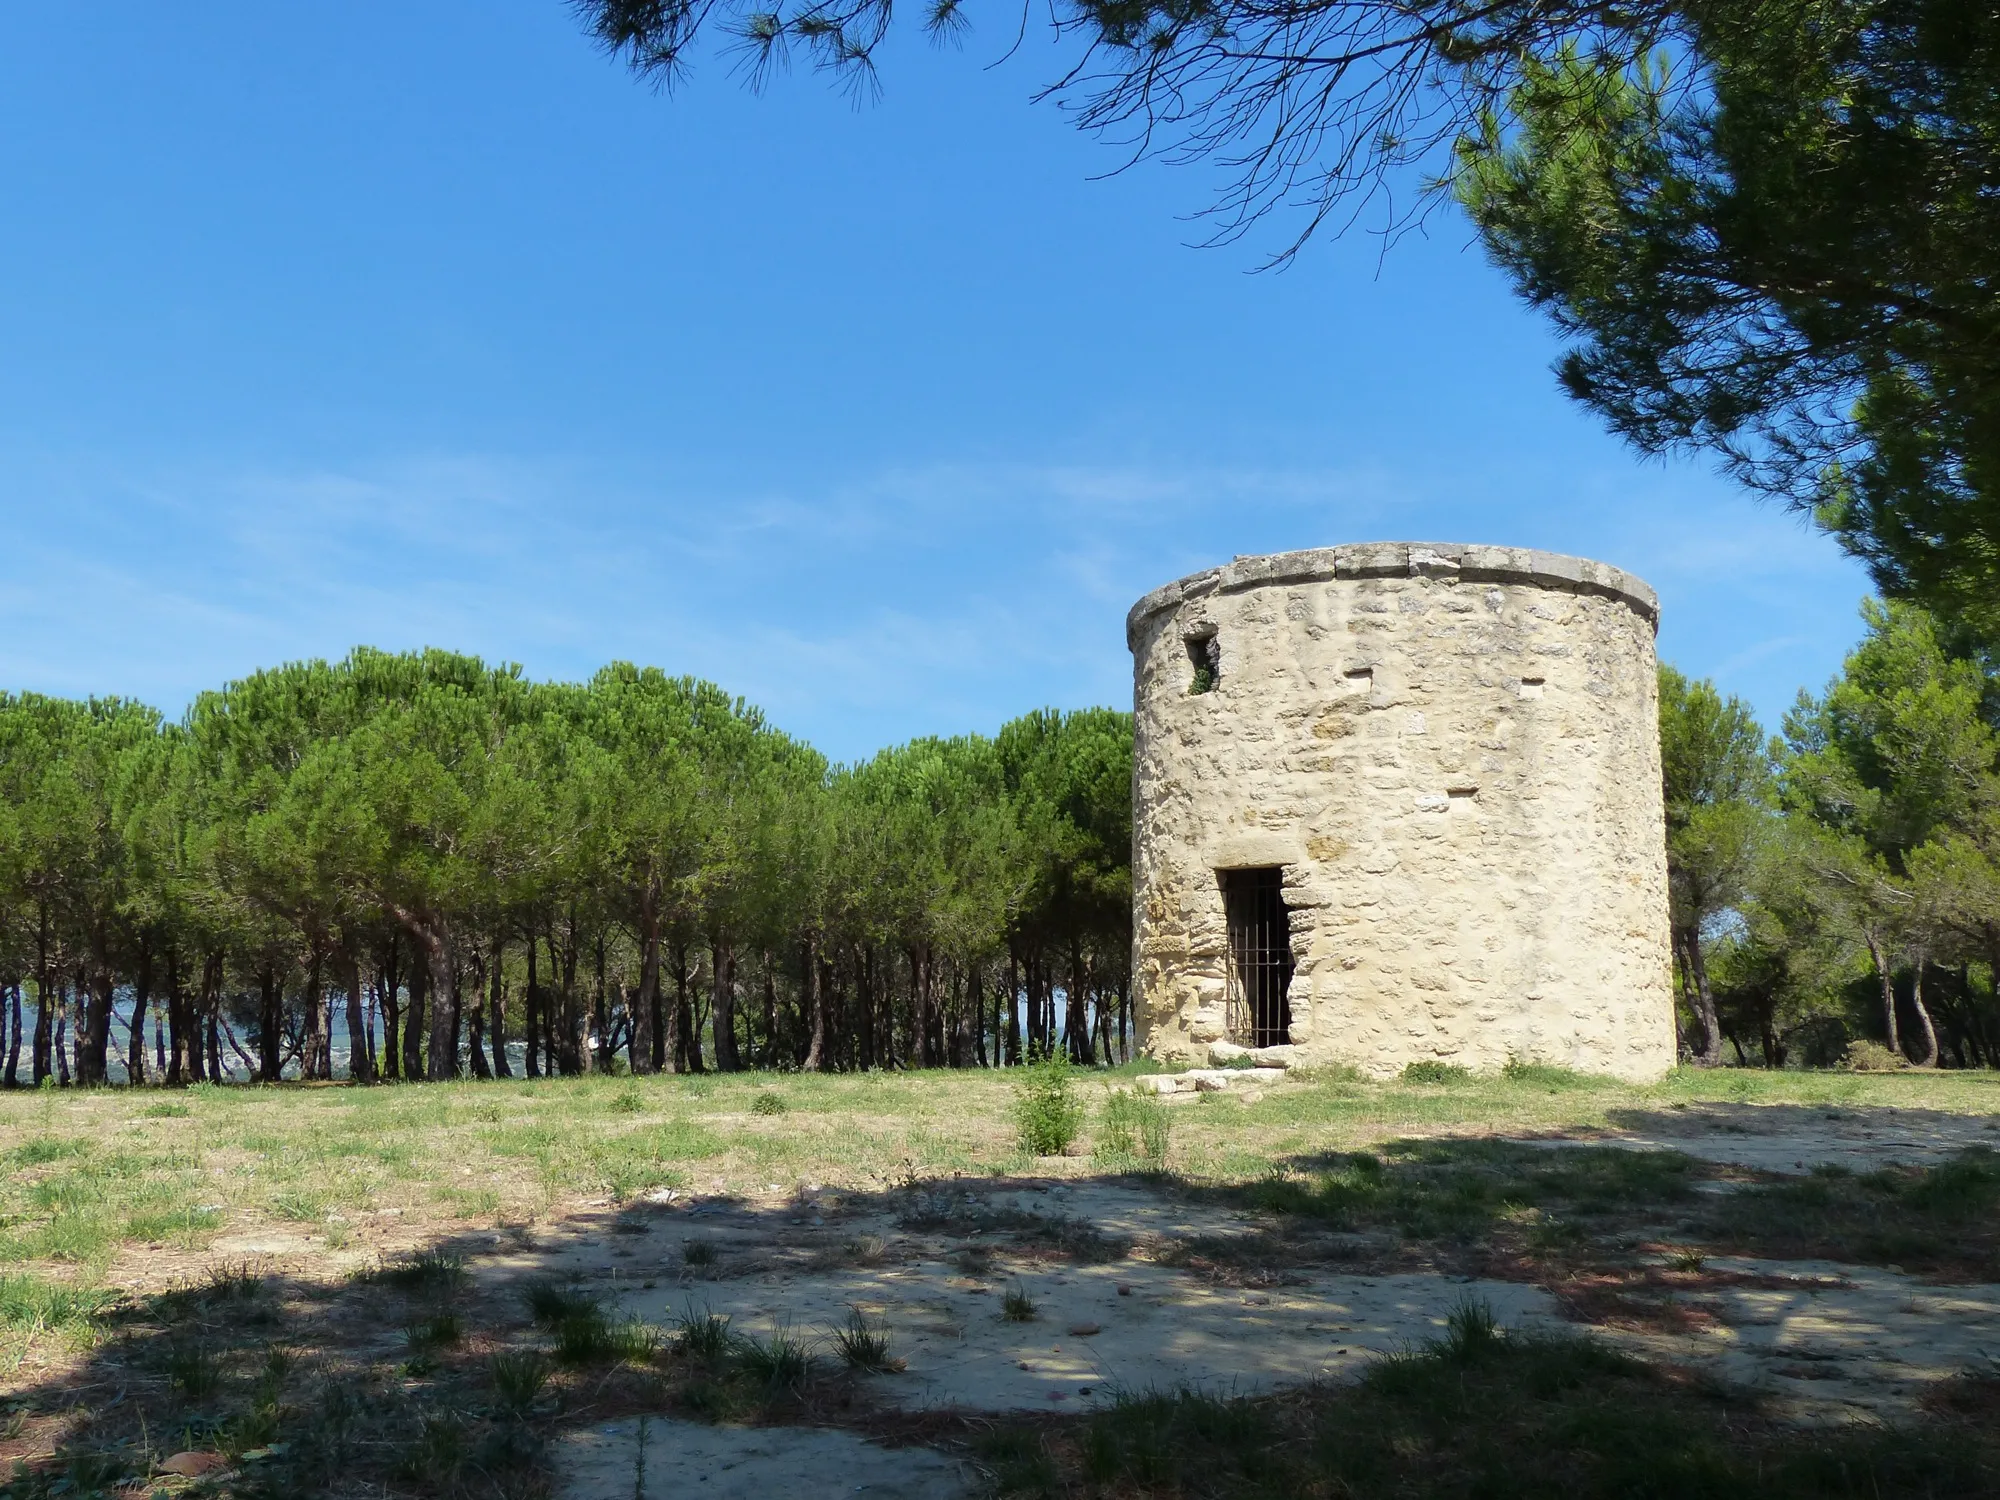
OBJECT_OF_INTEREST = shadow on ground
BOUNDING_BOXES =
[9,1118,2000,1497]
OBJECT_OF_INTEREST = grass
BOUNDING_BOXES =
[1705,1148,2000,1276]
[1014,1051,1086,1156]
[733,1321,815,1391]
[1095,1088,1171,1169]
[3,1065,2000,1494]
[673,1304,733,1362]
[831,1307,900,1372]
[0,1274,119,1349]
[984,1318,2000,1498]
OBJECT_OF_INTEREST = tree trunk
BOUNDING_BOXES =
[1865,928,1902,1059]
[803,931,827,1073]
[164,946,187,1085]
[711,939,740,1071]
[77,958,114,1087]
[257,964,283,1082]
[489,938,511,1078]
[202,953,223,1081]
[762,955,777,1067]
[669,940,694,1073]
[428,935,458,1081]
[632,889,660,1075]
[5,981,22,1086]
[1911,954,1941,1068]
[403,954,428,1081]
[1676,926,1723,1065]
[301,947,327,1081]
[122,944,153,1085]
[525,936,542,1079]
[343,946,373,1084]
[589,931,609,1075]
[468,977,493,1080]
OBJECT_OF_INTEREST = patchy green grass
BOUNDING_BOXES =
[1706,1148,2000,1277]
[984,1317,2000,1498]
[1,1066,1998,1496]
[1242,1138,1701,1243]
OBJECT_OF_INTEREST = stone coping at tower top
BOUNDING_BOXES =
[1125,542,1659,650]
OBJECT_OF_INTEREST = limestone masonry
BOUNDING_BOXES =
[1128,543,1675,1082]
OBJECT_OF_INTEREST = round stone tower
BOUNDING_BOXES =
[1128,542,1674,1082]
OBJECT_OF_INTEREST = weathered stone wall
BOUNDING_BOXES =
[1128,543,1674,1082]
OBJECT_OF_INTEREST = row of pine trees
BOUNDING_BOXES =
[0,649,1131,1085]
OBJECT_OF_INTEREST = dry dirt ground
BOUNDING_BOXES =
[8,1072,2000,1498]
[537,1098,2000,1499]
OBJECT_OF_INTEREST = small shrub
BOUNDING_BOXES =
[674,1304,733,1362]
[165,1342,222,1400]
[1096,1089,1172,1169]
[373,1250,467,1293]
[751,1091,788,1116]
[553,1311,659,1366]
[1842,1039,1910,1072]
[1500,1058,1591,1089]
[1430,1296,1503,1363]
[523,1279,598,1326]
[1402,1059,1471,1085]
[1014,1050,1085,1157]
[271,1189,327,1223]
[1002,1284,1037,1322]
[735,1321,815,1391]
[11,1137,86,1167]
[832,1307,901,1372]
[1667,1246,1707,1273]
[395,1407,470,1488]
[0,1275,119,1340]
[842,1234,887,1267]
[683,1236,718,1267]
[488,1350,551,1415]
[404,1311,463,1351]
[609,1087,645,1114]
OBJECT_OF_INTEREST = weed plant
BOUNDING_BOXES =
[831,1307,900,1372]
[1095,1088,1172,1169]
[673,1305,733,1362]
[734,1321,814,1391]
[487,1350,551,1415]
[1014,1049,1084,1157]
[1002,1284,1037,1322]
[1402,1060,1471,1085]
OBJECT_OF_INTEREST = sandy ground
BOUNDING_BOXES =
[493,1100,2000,1496]
[561,1416,979,1500]
[1616,1256,2000,1423]
[1539,1101,2000,1173]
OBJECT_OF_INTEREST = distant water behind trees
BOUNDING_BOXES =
[0,650,1131,1085]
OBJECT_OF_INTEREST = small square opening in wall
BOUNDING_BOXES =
[1518,677,1546,700]
[1186,633,1220,695]
[1343,667,1374,693]
[1447,785,1479,801]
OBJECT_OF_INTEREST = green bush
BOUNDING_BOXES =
[1095,1089,1171,1169]
[1013,1050,1085,1157]
[1402,1059,1471,1085]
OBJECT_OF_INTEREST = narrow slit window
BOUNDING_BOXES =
[1186,633,1219,695]
[1221,867,1294,1048]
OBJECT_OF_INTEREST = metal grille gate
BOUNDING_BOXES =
[1222,867,1294,1048]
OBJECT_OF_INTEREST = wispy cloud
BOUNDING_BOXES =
[0,441,1873,756]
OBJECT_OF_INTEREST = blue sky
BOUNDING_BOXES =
[0,4,1870,764]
